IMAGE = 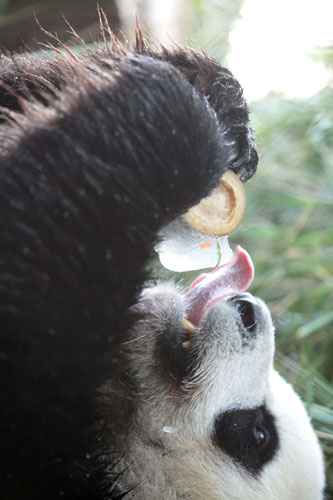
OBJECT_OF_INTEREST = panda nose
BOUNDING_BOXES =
[229,293,257,334]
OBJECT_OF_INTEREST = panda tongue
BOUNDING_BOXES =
[185,246,254,326]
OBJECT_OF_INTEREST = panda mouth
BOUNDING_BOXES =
[184,246,254,327]
[154,247,255,379]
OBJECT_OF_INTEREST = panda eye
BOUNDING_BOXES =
[254,424,269,446]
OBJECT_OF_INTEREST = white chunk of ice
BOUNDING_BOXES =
[155,218,233,272]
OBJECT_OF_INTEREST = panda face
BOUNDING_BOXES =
[107,284,325,499]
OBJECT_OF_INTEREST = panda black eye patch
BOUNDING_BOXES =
[213,405,279,474]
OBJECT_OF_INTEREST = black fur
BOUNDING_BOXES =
[213,405,279,474]
[0,28,258,498]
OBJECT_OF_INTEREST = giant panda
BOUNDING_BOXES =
[0,21,324,499]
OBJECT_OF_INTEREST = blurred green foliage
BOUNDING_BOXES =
[187,0,243,61]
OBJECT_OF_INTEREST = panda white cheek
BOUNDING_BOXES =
[260,371,325,499]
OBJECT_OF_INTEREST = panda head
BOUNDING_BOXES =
[104,252,325,499]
